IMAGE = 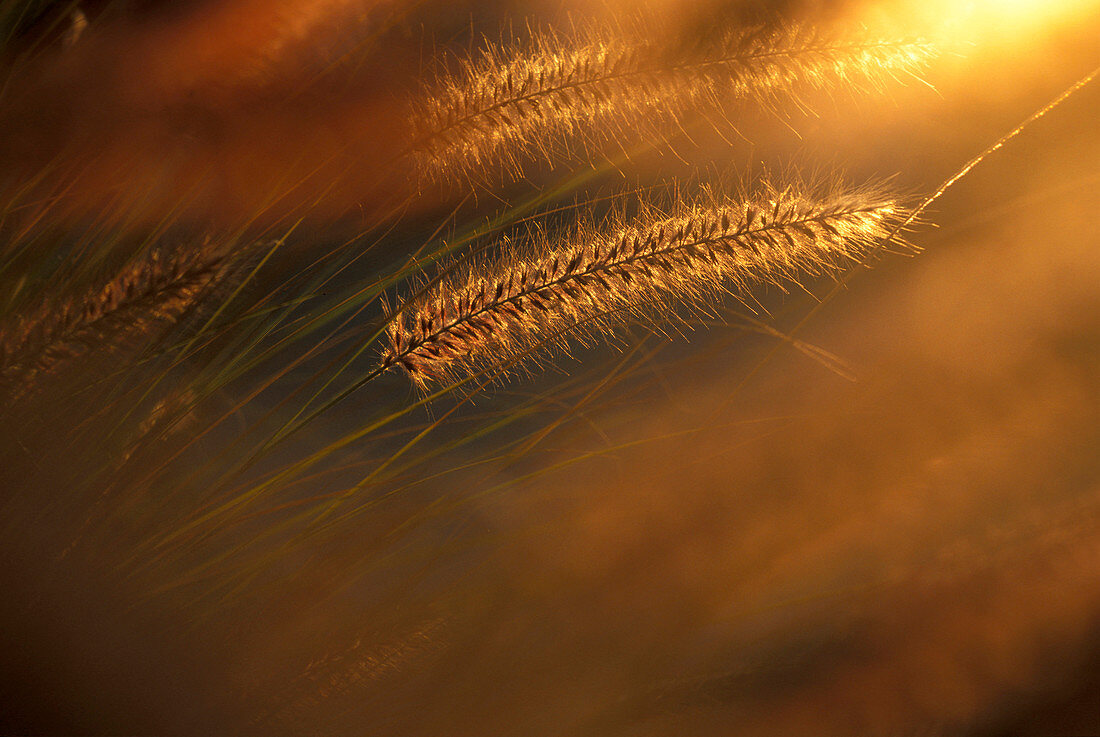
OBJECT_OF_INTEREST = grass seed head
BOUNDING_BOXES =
[383,177,911,387]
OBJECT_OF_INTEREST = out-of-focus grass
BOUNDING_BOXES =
[1,1,1098,735]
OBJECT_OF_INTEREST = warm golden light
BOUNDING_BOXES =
[987,0,1079,15]
[899,0,1100,40]
[2,1,1098,735]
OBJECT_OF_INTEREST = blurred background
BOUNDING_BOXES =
[1,0,1098,735]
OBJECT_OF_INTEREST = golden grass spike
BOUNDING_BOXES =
[409,25,936,182]
[0,247,232,398]
[383,179,909,386]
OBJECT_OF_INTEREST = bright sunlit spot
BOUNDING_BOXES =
[992,0,1100,25]
[898,0,1100,41]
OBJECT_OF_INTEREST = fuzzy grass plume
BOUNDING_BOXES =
[383,178,910,386]
[409,25,936,182]
[259,618,448,729]
[0,246,233,399]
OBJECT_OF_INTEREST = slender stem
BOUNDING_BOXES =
[712,64,1100,416]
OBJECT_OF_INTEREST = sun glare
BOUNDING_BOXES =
[895,0,1100,40]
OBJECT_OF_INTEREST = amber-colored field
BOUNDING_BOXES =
[1,1,1098,734]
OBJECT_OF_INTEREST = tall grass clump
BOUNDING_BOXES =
[4,1,1098,734]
